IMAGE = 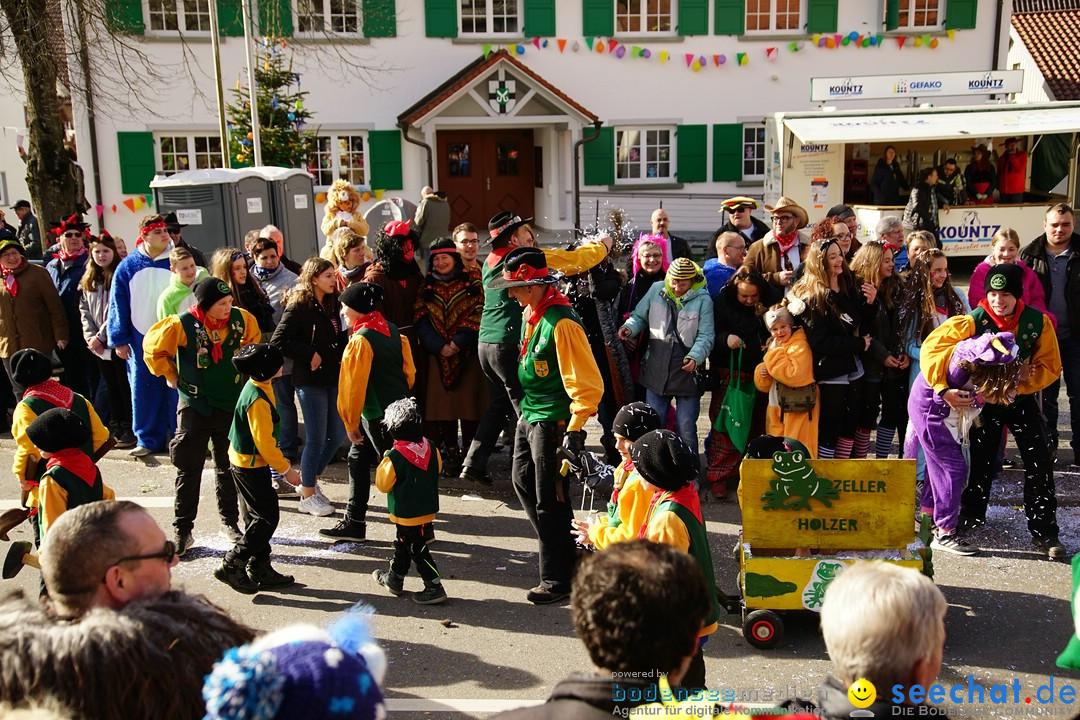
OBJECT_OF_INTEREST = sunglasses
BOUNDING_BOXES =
[111,540,177,569]
[728,206,750,213]
[63,232,82,238]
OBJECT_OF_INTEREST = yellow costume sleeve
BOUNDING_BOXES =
[103,483,115,501]
[337,334,373,432]
[11,403,40,485]
[1021,314,1062,396]
[544,241,608,276]
[553,318,603,432]
[85,400,111,455]
[247,382,289,473]
[589,472,652,550]
[643,506,691,553]
[753,361,774,393]
[142,314,186,384]
[919,315,976,394]
[374,456,396,494]
[38,477,68,536]
[401,335,416,389]
[236,307,263,346]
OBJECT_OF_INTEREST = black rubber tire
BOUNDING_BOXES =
[743,609,783,649]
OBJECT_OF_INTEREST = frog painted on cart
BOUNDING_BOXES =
[761,450,840,511]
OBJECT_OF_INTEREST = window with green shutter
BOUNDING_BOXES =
[368,130,403,190]
[712,124,743,182]
[676,125,706,183]
[945,0,977,29]
[257,0,292,36]
[117,132,156,196]
[582,0,614,36]
[217,0,244,36]
[884,0,900,31]
[583,127,614,187]
[678,0,708,35]
[714,0,745,35]
[523,0,555,36]
[425,0,457,36]
[806,0,837,33]
[105,0,144,33]
[364,0,396,37]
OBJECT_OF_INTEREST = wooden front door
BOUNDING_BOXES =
[437,129,535,230]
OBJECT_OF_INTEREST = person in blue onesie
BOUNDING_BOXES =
[107,214,176,456]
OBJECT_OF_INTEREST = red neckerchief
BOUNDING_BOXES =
[525,285,572,326]
[977,298,1026,334]
[611,458,634,504]
[56,246,87,262]
[486,246,512,269]
[46,449,97,487]
[23,380,74,409]
[189,306,228,364]
[637,484,703,538]
[775,230,799,255]
[393,438,431,470]
[1,258,25,297]
[351,310,390,337]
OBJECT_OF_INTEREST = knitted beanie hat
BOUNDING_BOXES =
[232,343,284,382]
[984,262,1024,300]
[611,402,661,443]
[666,257,700,283]
[339,282,384,314]
[193,276,233,312]
[10,348,53,387]
[27,408,90,454]
[630,429,699,492]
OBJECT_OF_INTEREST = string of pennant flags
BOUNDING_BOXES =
[92,195,154,218]
[482,28,957,71]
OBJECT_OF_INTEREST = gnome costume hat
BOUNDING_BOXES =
[232,343,284,382]
[340,282,384,314]
[192,276,233,312]
[10,348,53,387]
[27,408,90,454]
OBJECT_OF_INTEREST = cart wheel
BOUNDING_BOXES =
[743,609,783,649]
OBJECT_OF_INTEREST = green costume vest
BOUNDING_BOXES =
[385,447,440,521]
[969,305,1045,363]
[177,308,246,415]
[356,325,410,421]
[478,254,521,345]
[654,500,721,628]
[518,304,581,424]
[39,464,104,542]
[229,382,279,465]
[22,395,95,483]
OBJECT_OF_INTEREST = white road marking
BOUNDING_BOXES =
[0,496,175,510]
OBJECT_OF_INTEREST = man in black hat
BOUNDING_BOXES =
[163,212,208,269]
[489,246,603,604]
[10,201,41,260]
[143,276,262,556]
[460,211,609,486]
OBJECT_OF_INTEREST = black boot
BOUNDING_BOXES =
[441,445,463,477]
[247,557,295,589]
[214,555,259,594]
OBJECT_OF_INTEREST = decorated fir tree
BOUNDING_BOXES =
[227,39,315,167]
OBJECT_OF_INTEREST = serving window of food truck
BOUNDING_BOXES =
[763,102,1080,256]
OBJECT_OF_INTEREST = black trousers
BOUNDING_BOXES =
[961,395,1059,542]
[464,341,523,474]
[390,522,440,585]
[511,418,576,592]
[345,416,391,524]
[171,405,238,534]
[228,465,279,563]
[96,355,131,432]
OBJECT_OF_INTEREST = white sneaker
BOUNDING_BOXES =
[298,492,334,517]
[314,485,329,501]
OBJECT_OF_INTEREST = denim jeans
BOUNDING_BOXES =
[295,384,347,488]
[645,390,701,455]
[463,341,523,474]
[272,374,298,459]
[1042,334,1080,453]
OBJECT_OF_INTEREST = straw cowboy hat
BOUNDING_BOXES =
[763,197,809,229]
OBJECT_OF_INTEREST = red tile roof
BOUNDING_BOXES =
[398,50,598,126]
[1012,6,1080,101]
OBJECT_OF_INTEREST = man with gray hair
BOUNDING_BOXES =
[803,561,948,718]
[876,215,910,267]
[40,500,178,619]
[258,223,302,274]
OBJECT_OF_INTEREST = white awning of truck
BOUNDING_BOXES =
[784,105,1080,144]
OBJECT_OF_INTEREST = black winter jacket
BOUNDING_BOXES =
[801,286,877,381]
[1021,232,1080,337]
[711,284,770,374]
[270,297,347,387]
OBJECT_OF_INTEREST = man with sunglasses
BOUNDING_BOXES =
[744,196,811,296]
[40,500,178,617]
[707,196,769,260]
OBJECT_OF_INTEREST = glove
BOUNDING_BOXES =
[562,430,586,457]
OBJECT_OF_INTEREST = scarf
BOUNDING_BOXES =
[251,264,276,281]
[0,258,25,297]
[46,449,97,488]
[23,379,74,409]
[525,285,572,326]
[393,438,432,470]
[637,484,703,539]
[56,246,87,262]
[775,230,800,255]
[189,306,229,363]
[351,310,390,337]
[977,298,1026,334]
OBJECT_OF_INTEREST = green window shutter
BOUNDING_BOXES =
[364,0,396,37]
[678,0,708,35]
[257,0,293,36]
[712,123,743,182]
[676,125,707,183]
[582,0,614,36]
[117,132,156,196]
[714,0,745,35]
[583,127,614,186]
[884,0,900,31]
[104,0,144,34]
[368,130,403,190]
[806,0,838,33]
[523,0,556,36]
[945,0,977,29]
[425,0,458,37]
[217,0,244,37]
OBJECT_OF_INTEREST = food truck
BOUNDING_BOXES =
[763,101,1080,256]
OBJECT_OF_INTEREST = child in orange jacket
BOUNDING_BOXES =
[754,303,819,458]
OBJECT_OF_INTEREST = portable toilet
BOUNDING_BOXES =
[252,167,318,260]
[363,197,417,233]
[151,168,273,256]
